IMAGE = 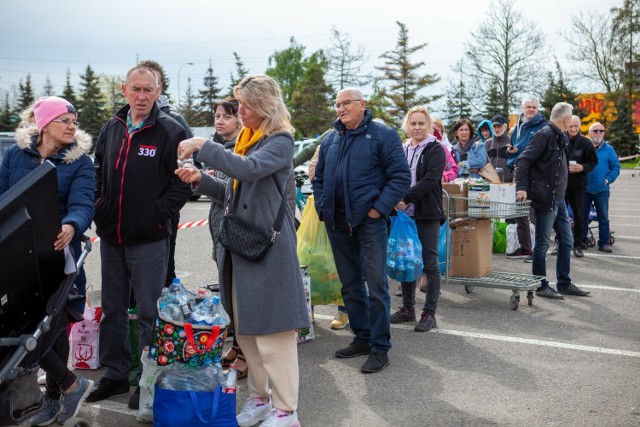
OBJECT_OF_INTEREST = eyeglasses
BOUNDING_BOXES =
[52,118,79,127]
[591,129,605,133]
[334,99,363,110]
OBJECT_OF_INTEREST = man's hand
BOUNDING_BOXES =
[516,190,527,202]
[54,224,75,251]
[506,145,518,154]
[367,208,381,218]
[569,163,584,174]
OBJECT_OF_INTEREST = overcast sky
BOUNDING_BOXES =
[0,0,615,115]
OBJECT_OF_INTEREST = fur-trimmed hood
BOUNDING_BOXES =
[14,124,92,164]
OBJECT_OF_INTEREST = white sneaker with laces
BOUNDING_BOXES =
[236,397,272,427]
[261,409,301,427]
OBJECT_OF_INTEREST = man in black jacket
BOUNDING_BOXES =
[515,102,590,299]
[564,115,598,257]
[88,65,191,403]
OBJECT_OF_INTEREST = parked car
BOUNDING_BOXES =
[0,133,16,164]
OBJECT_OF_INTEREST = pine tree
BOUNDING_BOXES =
[62,69,77,107]
[289,51,335,138]
[325,27,371,90]
[181,78,201,126]
[0,94,15,131]
[77,65,107,146]
[42,75,55,96]
[607,91,639,157]
[197,60,221,126]
[227,52,249,97]
[444,60,474,135]
[101,75,125,117]
[540,61,586,120]
[374,21,441,127]
[366,80,394,125]
[483,80,505,119]
[17,74,36,112]
[266,37,306,105]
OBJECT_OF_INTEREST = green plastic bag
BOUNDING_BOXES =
[493,221,507,253]
[296,195,343,306]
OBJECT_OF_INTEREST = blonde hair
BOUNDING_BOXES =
[233,75,294,135]
[432,116,445,134]
[401,105,433,138]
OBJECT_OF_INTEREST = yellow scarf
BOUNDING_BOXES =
[232,127,263,190]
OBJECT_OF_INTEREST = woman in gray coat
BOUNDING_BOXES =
[176,74,308,427]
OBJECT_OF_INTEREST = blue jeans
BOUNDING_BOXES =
[325,216,391,353]
[533,198,573,289]
[583,191,610,247]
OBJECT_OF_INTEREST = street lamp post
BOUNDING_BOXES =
[177,62,194,107]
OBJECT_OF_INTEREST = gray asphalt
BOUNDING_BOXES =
[27,169,640,427]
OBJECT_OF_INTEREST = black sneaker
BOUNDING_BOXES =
[128,386,140,410]
[390,306,416,323]
[535,286,565,300]
[557,284,590,296]
[573,247,584,258]
[335,340,371,359]
[86,377,130,402]
[507,248,532,259]
[550,246,559,256]
[598,245,612,253]
[361,352,389,373]
[415,312,437,332]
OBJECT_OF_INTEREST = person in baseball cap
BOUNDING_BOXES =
[485,114,513,182]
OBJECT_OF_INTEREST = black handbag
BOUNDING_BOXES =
[218,175,287,262]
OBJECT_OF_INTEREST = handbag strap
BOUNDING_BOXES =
[189,387,221,423]
[225,174,289,235]
[184,323,221,354]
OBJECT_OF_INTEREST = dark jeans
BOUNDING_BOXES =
[325,216,391,353]
[401,219,440,315]
[565,187,586,248]
[40,331,76,400]
[583,191,610,247]
[165,212,180,287]
[533,198,573,289]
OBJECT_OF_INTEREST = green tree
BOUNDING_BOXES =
[540,61,586,120]
[101,74,125,117]
[465,0,546,115]
[62,69,78,107]
[0,94,15,131]
[374,21,441,127]
[17,74,35,112]
[227,52,250,97]
[289,51,335,138]
[366,80,394,125]
[42,75,55,96]
[198,60,221,126]
[444,60,474,133]
[483,79,504,119]
[325,27,371,90]
[181,77,201,126]
[607,92,638,156]
[266,37,306,105]
[77,65,107,146]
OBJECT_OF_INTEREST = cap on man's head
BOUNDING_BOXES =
[491,115,507,126]
[33,96,77,133]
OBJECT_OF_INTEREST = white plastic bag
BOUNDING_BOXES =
[506,223,535,255]
[137,348,171,423]
[70,305,102,369]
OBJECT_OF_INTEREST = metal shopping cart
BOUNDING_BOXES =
[442,188,544,310]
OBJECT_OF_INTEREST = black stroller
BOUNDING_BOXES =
[0,237,91,427]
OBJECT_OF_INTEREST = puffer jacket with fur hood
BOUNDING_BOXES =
[0,125,95,236]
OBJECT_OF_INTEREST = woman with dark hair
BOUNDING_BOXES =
[452,118,487,178]
[176,75,308,427]
[0,96,95,426]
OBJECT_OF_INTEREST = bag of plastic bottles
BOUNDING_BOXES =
[386,211,423,282]
[137,348,171,423]
[150,279,229,367]
[296,195,343,306]
[438,222,450,275]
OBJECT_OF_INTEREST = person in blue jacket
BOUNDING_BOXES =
[0,96,95,425]
[452,118,487,178]
[476,119,494,143]
[313,88,410,374]
[584,122,620,253]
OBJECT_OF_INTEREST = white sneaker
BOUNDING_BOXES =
[261,409,301,427]
[37,371,47,385]
[236,397,272,426]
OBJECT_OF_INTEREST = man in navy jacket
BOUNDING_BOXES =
[313,88,410,373]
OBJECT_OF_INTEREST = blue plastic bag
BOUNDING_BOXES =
[386,211,423,282]
[438,222,451,274]
[153,385,237,427]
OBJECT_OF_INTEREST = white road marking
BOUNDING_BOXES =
[87,399,137,415]
[578,284,640,293]
[581,253,640,259]
[314,314,640,358]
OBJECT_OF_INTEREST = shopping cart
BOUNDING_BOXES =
[0,237,92,427]
[442,189,544,310]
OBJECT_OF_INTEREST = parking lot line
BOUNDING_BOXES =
[578,284,640,293]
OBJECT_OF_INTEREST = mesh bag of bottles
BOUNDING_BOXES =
[150,281,229,366]
[296,195,344,306]
[386,211,423,282]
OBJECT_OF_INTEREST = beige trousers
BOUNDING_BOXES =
[232,279,299,412]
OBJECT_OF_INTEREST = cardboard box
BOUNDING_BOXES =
[449,218,493,277]
[442,182,468,217]
[468,183,517,218]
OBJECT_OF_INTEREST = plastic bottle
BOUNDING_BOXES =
[211,295,231,327]
[224,368,238,394]
[189,298,215,325]
[177,157,196,171]
[156,362,222,391]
